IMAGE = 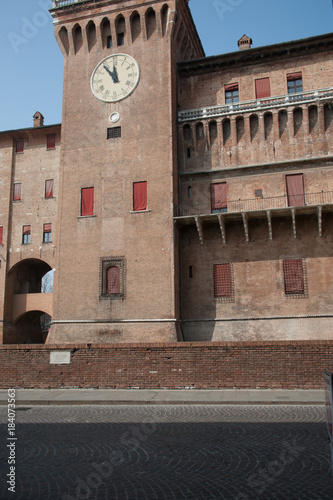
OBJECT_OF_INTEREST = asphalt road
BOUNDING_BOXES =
[0,405,332,499]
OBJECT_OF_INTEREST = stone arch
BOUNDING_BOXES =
[58,26,69,55]
[101,17,112,49]
[309,105,318,134]
[72,23,83,54]
[130,11,141,43]
[13,311,51,344]
[222,118,231,146]
[161,4,169,37]
[293,107,303,136]
[146,8,156,40]
[250,114,259,141]
[4,259,53,344]
[116,14,126,46]
[264,112,273,140]
[86,20,97,52]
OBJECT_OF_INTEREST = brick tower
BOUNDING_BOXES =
[48,0,204,343]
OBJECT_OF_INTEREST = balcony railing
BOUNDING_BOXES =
[51,0,91,8]
[176,191,333,217]
[178,87,333,123]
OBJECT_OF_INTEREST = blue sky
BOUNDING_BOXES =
[0,0,332,131]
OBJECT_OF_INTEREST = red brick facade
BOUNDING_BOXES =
[0,0,332,346]
[0,341,332,389]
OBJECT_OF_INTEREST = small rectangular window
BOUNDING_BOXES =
[286,174,305,207]
[133,181,147,211]
[225,83,239,104]
[47,134,56,150]
[287,72,303,94]
[107,127,121,139]
[283,259,305,295]
[214,263,232,298]
[81,187,94,216]
[0,226,3,245]
[117,32,124,46]
[15,139,24,154]
[255,78,270,99]
[13,183,22,201]
[43,223,52,243]
[189,266,193,279]
[22,225,31,245]
[45,179,54,199]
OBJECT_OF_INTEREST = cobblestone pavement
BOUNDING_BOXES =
[0,405,332,500]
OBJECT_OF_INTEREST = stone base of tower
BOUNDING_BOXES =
[46,321,180,344]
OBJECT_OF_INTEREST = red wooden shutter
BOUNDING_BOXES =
[81,187,94,216]
[47,134,56,150]
[15,139,24,153]
[286,174,305,206]
[283,259,304,294]
[211,183,227,212]
[13,183,22,201]
[133,181,147,211]
[43,223,52,233]
[45,179,54,198]
[23,225,31,235]
[0,227,3,245]
[106,266,120,294]
[255,78,270,99]
[214,264,232,298]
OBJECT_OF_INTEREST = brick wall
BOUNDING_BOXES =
[0,341,332,389]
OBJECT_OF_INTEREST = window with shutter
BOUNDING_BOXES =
[211,183,227,213]
[106,266,120,294]
[255,78,270,99]
[45,179,54,198]
[15,139,24,154]
[22,225,31,245]
[13,183,22,201]
[81,187,94,216]
[283,259,305,295]
[287,72,303,94]
[133,181,147,211]
[47,134,56,150]
[43,223,52,243]
[214,263,233,299]
[225,83,239,103]
[286,174,305,207]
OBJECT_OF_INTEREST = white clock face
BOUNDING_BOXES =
[91,54,140,103]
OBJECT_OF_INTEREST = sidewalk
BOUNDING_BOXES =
[0,388,325,405]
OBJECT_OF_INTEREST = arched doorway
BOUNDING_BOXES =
[4,259,53,344]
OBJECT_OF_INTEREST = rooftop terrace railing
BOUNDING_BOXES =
[51,0,91,8]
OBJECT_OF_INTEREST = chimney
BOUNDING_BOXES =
[238,34,253,51]
[33,111,44,127]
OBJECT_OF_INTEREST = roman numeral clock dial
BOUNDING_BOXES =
[91,54,140,102]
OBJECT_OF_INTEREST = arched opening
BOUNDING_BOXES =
[223,118,231,146]
[58,26,69,55]
[86,21,97,52]
[324,103,333,132]
[4,259,53,344]
[146,8,156,40]
[116,15,126,46]
[250,114,259,141]
[309,105,318,134]
[293,107,303,136]
[161,4,169,37]
[13,311,51,344]
[101,18,112,49]
[279,109,288,138]
[236,116,244,143]
[196,122,204,142]
[130,12,141,43]
[264,112,273,140]
[73,24,83,54]
[209,121,217,143]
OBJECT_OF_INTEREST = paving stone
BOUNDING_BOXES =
[0,405,332,499]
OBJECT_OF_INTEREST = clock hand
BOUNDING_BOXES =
[112,64,119,83]
[103,65,117,83]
